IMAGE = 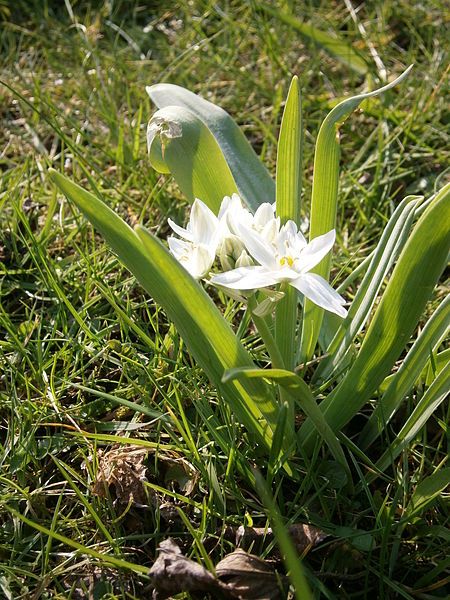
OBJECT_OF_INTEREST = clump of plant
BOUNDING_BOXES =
[48,66,450,592]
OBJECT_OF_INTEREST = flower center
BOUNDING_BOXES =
[279,256,294,267]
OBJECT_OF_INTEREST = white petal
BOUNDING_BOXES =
[260,216,280,243]
[168,235,190,258]
[188,245,215,278]
[254,203,275,228]
[291,273,347,318]
[168,218,193,241]
[190,199,219,245]
[238,224,278,269]
[218,193,243,219]
[211,266,279,290]
[297,230,336,273]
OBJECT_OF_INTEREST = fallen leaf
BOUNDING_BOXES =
[90,446,199,507]
[288,523,328,555]
[149,539,234,600]
[91,445,149,505]
[236,523,327,557]
[216,549,288,600]
[160,455,198,495]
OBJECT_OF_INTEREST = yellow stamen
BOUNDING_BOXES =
[280,256,294,267]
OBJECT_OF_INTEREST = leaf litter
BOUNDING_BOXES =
[90,444,198,507]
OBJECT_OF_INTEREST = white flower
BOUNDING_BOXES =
[211,220,347,318]
[168,194,276,277]
[167,199,220,279]
[219,194,279,244]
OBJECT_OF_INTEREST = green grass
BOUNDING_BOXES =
[1,1,449,598]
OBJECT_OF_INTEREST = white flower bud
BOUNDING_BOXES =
[219,235,246,271]
[235,249,254,268]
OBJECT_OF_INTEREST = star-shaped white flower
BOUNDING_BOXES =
[211,220,347,318]
[167,199,220,279]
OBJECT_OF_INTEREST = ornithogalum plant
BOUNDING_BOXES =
[49,66,450,486]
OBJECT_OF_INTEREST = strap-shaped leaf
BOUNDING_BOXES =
[48,169,279,450]
[359,295,450,449]
[313,194,420,383]
[275,76,303,373]
[404,468,450,521]
[372,365,450,477]
[298,182,450,451]
[223,367,351,482]
[146,84,275,211]
[147,106,238,213]
[299,66,413,363]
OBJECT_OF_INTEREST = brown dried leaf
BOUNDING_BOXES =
[236,523,327,557]
[149,539,235,600]
[160,456,198,496]
[216,549,288,600]
[288,523,328,555]
[91,445,149,505]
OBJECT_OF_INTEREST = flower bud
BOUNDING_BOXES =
[235,249,254,268]
[219,235,246,271]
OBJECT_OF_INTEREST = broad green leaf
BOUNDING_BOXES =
[405,468,450,520]
[298,182,450,452]
[372,365,450,477]
[359,295,450,449]
[314,195,420,383]
[147,106,238,213]
[299,66,413,364]
[48,169,279,451]
[258,3,369,75]
[146,84,275,211]
[275,76,303,374]
[223,367,351,483]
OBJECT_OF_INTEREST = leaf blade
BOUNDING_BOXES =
[298,182,450,451]
[299,66,413,362]
[146,84,275,210]
[48,169,279,450]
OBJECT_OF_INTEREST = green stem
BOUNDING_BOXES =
[248,295,285,370]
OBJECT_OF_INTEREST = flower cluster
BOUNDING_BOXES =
[168,195,347,318]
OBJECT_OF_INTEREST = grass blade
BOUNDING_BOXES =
[147,83,275,211]
[258,3,369,75]
[372,365,450,477]
[299,66,413,363]
[254,471,313,600]
[6,508,148,575]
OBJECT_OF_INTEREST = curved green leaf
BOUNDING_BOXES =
[299,66,413,363]
[298,181,450,452]
[275,76,303,373]
[359,295,450,449]
[146,83,275,211]
[405,468,450,520]
[48,169,279,451]
[314,194,420,383]
[147,106,238,213]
